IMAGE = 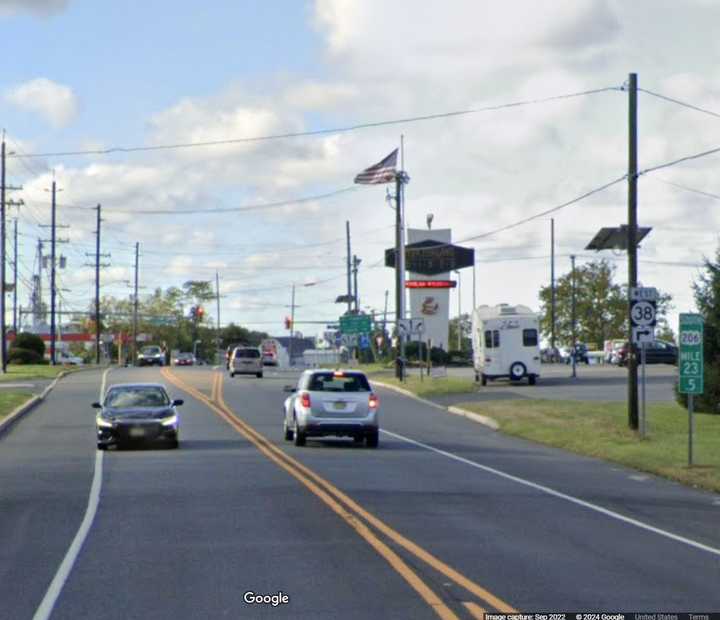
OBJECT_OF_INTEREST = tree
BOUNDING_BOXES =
[12,332,45,356]
[448,314,472,353]
[686,247,720,413]
[538,260,672,349]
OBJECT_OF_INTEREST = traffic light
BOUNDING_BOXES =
[196,306,205,320]
[284,316,292,330]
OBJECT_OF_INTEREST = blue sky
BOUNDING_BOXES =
[2,0,720,339]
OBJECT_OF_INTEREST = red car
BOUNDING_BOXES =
[173,353,195,366]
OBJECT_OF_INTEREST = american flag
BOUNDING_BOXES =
[354,149,398,185]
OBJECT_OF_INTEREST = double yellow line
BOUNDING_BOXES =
[163,368,517,620]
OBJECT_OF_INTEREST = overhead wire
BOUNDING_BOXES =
[638,88,720,121]
[8,86,622,159]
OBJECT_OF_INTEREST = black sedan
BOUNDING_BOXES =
[94,383,183,450]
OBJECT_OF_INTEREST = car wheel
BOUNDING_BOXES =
[481,373,487,386]
[256,372,263,378]
[366,431,379,448]
[230,372,235,378]
[294,425,306,447]
[284,419,294,441]
[169,439,179,449]
[509,362,526,381]
[353,435,364,444]
[97,443,107,451]
[528,374,537,386]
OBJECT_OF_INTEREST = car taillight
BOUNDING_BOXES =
[300,392,311,408]
[369,393,379,409]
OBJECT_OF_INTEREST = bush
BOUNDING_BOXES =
[8,348,45,365]
[12,333,45,357]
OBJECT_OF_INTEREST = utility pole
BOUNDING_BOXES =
[215,270,221,340]
[394,136,408,380]
[571,254,577,379]
[382,289,389,335]
[132,242,139,365]
[88,205,110,364]
[288,284,296,366]
[352,255,361,313]
[627,72,640,430]
[13,219,18,335]
[456,270,462,350]
[0,136,22,372]
[551,218,556,354]
[345,221,352,314]
[50,181,57,365]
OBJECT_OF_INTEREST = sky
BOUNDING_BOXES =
[1,0,720,341]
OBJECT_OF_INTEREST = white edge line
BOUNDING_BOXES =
[380,428,720,558]
[33,367,111,620]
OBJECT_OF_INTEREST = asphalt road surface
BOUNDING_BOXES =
[1,366,718,620]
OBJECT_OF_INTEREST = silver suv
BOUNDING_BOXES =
[229,347,263,378]
[137,345,165,367]
[283,369,379,448]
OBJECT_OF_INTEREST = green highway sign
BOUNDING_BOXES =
[679,313,703,395]
[339,314,371,335]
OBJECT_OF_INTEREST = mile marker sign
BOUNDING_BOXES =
[679,313,703,395]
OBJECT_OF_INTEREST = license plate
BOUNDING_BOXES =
[333,402,346,410]
[129,427,145,438]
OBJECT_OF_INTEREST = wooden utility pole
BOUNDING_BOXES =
[627,72,639,430]
[132,242,139,365]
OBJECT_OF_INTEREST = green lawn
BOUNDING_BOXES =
[369,374,477,398]
[0,364,72,382]
[457,399,720,493]
[0,392,35,420]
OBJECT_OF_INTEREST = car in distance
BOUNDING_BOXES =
[173,352,195,366]
[617,340,678,366]
[229,346,263,378]
[137,345,165,367]
[94,383,183,450]
[283,369,379,448]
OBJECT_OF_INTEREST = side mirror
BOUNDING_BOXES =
[283,385,296,393]
[172,399,184,407]
[92,402,102,409]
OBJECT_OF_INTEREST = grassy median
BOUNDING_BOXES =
[456,399,720,493]
[369,374,477,398]
[0,392,35,421]
[0,364,71,382]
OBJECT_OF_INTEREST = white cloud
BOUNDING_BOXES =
[0,0,69,17]
[6,78,78,128]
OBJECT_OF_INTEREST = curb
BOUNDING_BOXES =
[0,365,107,440]
[371,379,500,430]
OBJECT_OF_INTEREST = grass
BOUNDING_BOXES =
[370,374,477,398]
[0,364,73,382]
[0,392,35,420]
[457,399,720,493]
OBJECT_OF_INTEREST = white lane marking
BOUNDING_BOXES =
[33,368,111,620]
[380,428,720,558]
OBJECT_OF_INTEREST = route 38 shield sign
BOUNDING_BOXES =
[630,300,657,328]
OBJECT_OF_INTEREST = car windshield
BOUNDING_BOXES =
[235,348,260,358]
[306,373,371,392]
[141,346,161,355]
[105,386,170,408]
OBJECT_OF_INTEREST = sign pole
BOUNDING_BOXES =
[688,394,694,467]
[640,341,647,437]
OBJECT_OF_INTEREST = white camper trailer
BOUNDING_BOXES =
[471,304,541,385]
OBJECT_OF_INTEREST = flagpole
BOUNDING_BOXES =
[396,136,407,380]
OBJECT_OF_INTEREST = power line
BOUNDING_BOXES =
[639,88,720,121]
[49,186,358,215]
[639,143,720,176]
[8,86,621,159]
[652,177,720,202]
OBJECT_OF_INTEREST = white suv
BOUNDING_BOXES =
[229,347,263,378]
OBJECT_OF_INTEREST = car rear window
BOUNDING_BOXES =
[305,372,371,392]
[235,348,260,358]
[105,386,170,408]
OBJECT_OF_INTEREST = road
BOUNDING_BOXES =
[1,366,718,619]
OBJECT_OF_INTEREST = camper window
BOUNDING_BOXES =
[492,330,500,347]
[523,329,538,347]
[484,330,492,348]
